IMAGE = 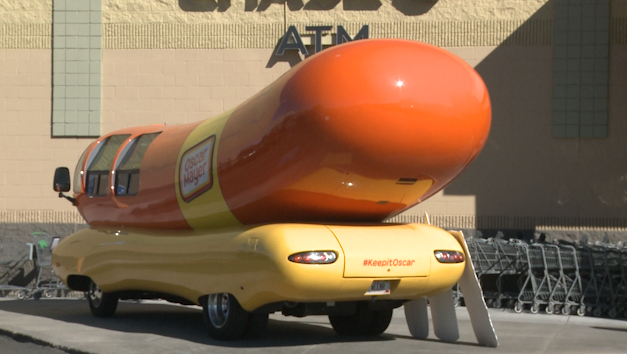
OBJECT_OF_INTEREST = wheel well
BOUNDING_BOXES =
[66,275,92,292]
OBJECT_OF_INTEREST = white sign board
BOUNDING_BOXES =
[179,136,215,202]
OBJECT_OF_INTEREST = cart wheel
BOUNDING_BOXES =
[562,305,570,316]
[530,304,539,314]
[44,290,54,298]
[88,281,118,318]
[485,298,494,308]
[545,304,553,315]
[577,306,586,317]
[494,298,502,308]
[608,308,618,318]
[203,293,250,340]
[17,290,27,300]
[592,307,603,317]
[514,302,523,313]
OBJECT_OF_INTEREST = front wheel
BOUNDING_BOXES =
[530,303,539,314]
[88,281,118,318]
[608,308,618,318]
[329,302,393,336]
[203,293,251,340]
[593,307,603,317]
[561,305,570,316]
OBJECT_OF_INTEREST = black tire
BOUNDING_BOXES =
[329,302,393,336]
[245,312,269,338]
[365,307,394,335]
[88,281,118,318]
[202,293,250,340]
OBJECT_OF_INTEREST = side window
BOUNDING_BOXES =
[114,133,160,196]
[85,135,130,196]
[73,143,93,194]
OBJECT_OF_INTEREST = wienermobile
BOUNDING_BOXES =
[52,39,497,346]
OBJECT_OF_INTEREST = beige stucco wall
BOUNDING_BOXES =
[102,0,554,49]
[104,0,551,23]
[0,1,51,23]
[407,43,627,230]
[1,0,627,229]
[0,49,90,217]
[101,48,291,131]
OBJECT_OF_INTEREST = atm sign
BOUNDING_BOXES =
[180,136,215,202]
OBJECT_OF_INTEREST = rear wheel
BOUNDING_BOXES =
[329,302,393,336]
[88,281,118,318]
[203,293,251,340]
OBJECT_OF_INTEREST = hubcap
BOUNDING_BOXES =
[89,282,103,308]
[207,293,230,328]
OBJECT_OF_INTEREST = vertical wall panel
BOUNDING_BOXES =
[552,0,609,138]
[52,0,102,137]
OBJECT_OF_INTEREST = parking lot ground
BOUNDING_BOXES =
[0,298,626,354]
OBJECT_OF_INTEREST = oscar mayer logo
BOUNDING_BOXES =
[179,136,215,202]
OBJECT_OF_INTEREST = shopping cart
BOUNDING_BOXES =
[605,244,625,318]
[618,247,627,318]
[467,238,502,307]
[556,241,585,316]
[543,243,574,315]
[493,239,525,309]
[31,232,67,299]
[515,243,553,314]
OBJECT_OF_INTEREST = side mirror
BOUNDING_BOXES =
[53,167,71,192]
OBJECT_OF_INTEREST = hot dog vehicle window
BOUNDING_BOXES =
[85,135,130,197]
[73,144,92,195]
[114,133,161,196]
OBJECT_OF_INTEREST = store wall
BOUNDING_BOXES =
[101,49,291,131]
[1,0,627,241]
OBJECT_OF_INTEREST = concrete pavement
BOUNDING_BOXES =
[0,298,626,354]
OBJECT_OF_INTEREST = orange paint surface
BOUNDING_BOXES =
[73,39,490,229]
[76,123,200,229]
[218,39,491,225]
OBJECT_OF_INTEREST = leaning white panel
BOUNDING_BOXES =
[429,288,460,342]
[404,297,429,339]
[449,230,499,348]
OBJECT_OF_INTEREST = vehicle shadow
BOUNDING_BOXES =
[0,299,401,348]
